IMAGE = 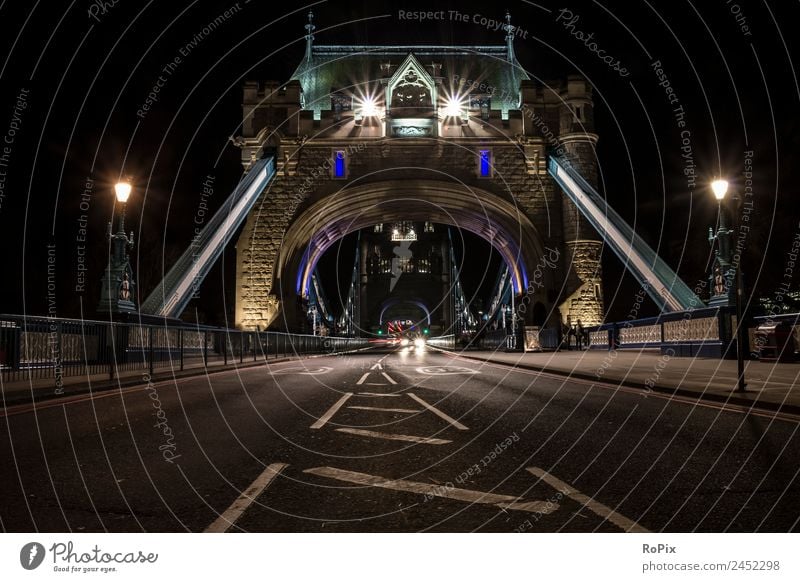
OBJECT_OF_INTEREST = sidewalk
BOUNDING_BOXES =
[1,355,300,408]
[444,348,800,416]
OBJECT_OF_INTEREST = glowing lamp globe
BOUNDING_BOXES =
[443,97,463,117]
[711,179,728,201]
[115,181,132,203]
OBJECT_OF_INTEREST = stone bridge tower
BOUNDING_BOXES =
[233,15,604,333]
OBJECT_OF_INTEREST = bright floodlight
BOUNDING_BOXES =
[711,179,729,201]
[114,181,132,203]
[443,96,463,117]
[414,338,426,349]
[360,97,378,117]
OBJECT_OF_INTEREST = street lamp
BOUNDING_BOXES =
[309,305,318,336]
[97,180,137,314]
[708,177,746,392]
[114,181,132,204]
[711,179,728,201]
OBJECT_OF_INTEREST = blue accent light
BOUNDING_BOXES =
[334,150,346,178]
[479,149,491,177]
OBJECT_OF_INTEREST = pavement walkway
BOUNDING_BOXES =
[1,354,314,407]
[440,348,800,415]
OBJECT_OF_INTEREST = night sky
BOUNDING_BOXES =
[1,0,798,324]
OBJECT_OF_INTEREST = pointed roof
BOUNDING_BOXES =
[385,53,438,108]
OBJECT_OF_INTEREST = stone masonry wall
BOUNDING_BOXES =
[236,139,563,330]
[559,136,605,326]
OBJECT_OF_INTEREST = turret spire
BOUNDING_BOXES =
[504,10,515,62]
[304,10,315,62]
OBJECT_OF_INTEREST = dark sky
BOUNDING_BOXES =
[1,0,798,324]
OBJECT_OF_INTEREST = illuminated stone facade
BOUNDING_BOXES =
[234,27,604,332]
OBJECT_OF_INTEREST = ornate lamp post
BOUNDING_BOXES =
[97,181,137,314]
[708,179,733,304]
[708,178,746,392]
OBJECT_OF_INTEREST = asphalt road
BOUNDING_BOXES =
[1,347,799,532]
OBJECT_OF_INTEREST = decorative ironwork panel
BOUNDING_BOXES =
[589,330,607,346]
[619,324,661,345]
[663,317,719,342]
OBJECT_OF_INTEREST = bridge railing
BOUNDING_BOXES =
[427,335,456,349]
[584,306,728,357]
[0,314,367,390]
[478,328,517,351]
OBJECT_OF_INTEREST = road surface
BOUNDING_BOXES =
[1,347,798,532]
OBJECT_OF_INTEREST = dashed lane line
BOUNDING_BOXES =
[304,466,560,515]
[334,428,452,445]
[526,467,649,533]
[204,463,288,533]
[310,393,353,429]
[357,392,402,397]
[348,405,421,414]
[407,393,468,430]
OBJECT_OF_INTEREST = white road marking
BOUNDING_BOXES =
[381,372,398,385]
[310,393,353,429]
[416,365,480,375]
[348,405,421,414]
[357,392,402,397]
[526,467,649,533]
[271,366,332,375]
[304,466,559,515]
[334,428,452,445]
[366,382,386,386]
[204,463,288,533]
[356,373,370,385]
[370,362,383,370]
[407,393,469,430]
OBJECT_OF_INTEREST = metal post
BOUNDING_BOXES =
[179,328,184,371]
[732,194,747,392]
[203,330,208,366]
[223,331,228,366]
[148,326,154,376]
[55,321,63,388]
[240,331,244,363]
[108,324,115,380]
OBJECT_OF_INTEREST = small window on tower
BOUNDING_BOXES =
[332,149,347,179]
[424,222,434,233]
[374,224,384,233]
[478,149,492,178]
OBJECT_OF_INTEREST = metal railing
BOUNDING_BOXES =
[479,328,516,351]
[0,314,367,389]
[584,306,726,357]
[427,335,456,349]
